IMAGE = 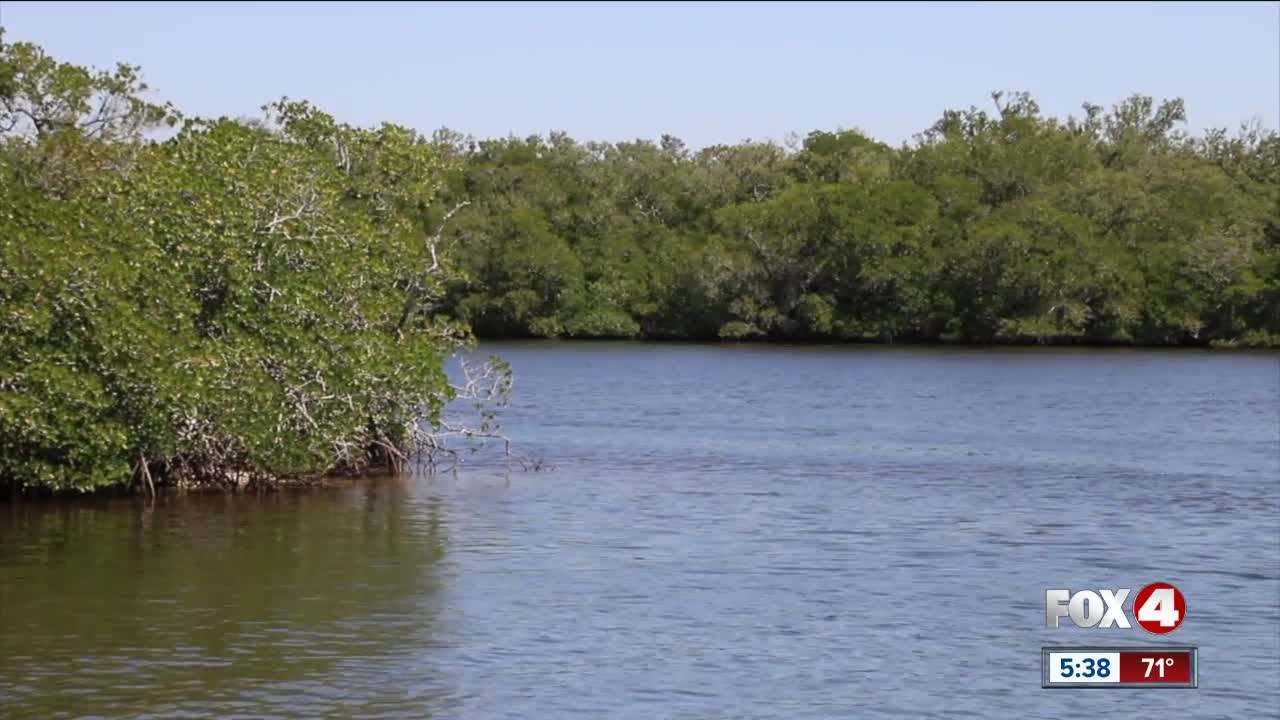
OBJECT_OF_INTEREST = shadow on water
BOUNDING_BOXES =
[0,478,457,720]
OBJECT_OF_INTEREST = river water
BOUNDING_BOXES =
[2,342,1278,718]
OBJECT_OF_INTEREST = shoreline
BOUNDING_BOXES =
[1,468,407,503]
[469,334,1280,352]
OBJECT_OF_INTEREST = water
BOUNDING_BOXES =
[2,342,1278,719]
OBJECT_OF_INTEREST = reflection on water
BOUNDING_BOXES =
[1,343,1278,718]
[0,481,455,719]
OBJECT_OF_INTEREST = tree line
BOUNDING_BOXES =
[429,94,1278,346]
[1,33,1276,491]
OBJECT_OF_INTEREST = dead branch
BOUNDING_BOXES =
[396,200,470,335]
[410,355,513,472]
[426,200,470,274]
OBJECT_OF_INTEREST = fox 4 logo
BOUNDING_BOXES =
[1046,582,1186,634]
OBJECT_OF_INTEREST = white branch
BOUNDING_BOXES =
[425,201,470,274]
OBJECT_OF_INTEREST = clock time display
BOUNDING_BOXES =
[1047,651,1121,684]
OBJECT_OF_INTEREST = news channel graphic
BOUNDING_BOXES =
[1042,582,1196,689]
[1046,582,1186,633]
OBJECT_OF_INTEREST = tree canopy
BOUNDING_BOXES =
[433,93,1278,347]
[1,32,478,492]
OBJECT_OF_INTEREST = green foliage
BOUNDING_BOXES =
[0,34,474,492]
[717,321,764,340]
[428,90,1278,349]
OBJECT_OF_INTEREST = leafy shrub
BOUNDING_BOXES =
[0,33,479,491]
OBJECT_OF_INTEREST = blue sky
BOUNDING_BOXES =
[1,1,1276,148]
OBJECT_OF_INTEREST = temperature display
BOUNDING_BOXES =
[1042,646,1198,688]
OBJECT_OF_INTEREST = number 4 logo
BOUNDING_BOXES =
[1134,583,1187,634]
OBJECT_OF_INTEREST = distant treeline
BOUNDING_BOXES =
[428,95,1278,346]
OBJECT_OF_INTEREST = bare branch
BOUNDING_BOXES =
[425,200,470,274]
[396,201,471,335]
[409,356,513,472]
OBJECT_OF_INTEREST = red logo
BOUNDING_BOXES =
[1132,582,1186,634]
